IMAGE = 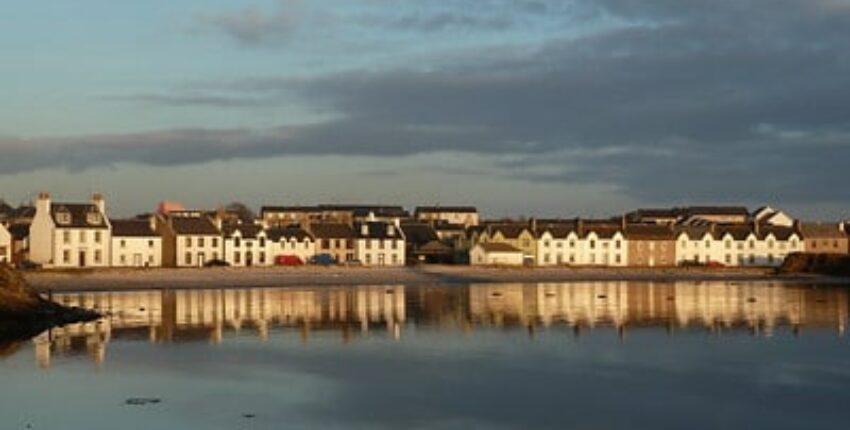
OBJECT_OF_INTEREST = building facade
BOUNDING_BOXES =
[798,222,848,254]
[110,218,162,267]
[353,221,405,266]
[0,223,11,264]
[415,206,479,228]
[223,224,270,267]
[310,223,356,263]
[29,193,112,269]
[156,212,223,267]
[625,224,676,267]
[267,226,316,264]
[470,242,524,266]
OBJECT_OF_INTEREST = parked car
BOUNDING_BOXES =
[308,254,337,266]
[204,259,230,267]
[16,260,43,271]
[275,255,304,266]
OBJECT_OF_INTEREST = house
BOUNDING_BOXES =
[261,206,323,227]
[476,223,538,264]
[29,192,111,269]
[713,224,801,267]
[110,218,162,267]
[262,204,409,227]
[354,220,405,266]
[267,226,315,264]
[0,223,10,264]
[222,223,270,267]
[675,225,723,266]
[156,211,223,267]
[679,206,750,224]
[624,224,676,267]
[309,222,356,263]
[797,222,848,254]
[415,206,479,228]
[535,223,580,266]
[580,220,627,267]
[753,206,795,227]
[470,242,524,266]
[400,222,452,264]
[7,223,30,264]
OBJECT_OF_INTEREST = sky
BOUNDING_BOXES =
[1,0,849,219]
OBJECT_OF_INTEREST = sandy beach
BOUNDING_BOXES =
[22,265,849,292]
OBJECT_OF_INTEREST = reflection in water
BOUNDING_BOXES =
[32,282,848,368]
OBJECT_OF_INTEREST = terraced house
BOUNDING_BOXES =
[110,218,162,267]
[354,221,405,266]
[267,226,315,264]
[624,224,676,267]
[798,222,848,254]
[223,223,270,267]
[156,211,223,267]
[29,193,111,269]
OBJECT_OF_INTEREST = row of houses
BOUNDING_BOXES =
[2,195,848,269]
[469,214,849,267]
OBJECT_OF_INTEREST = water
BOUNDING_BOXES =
[1,281,849,430]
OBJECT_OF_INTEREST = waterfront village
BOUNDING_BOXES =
[1,192,849,270]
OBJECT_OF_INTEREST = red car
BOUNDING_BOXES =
[275,255,304,266]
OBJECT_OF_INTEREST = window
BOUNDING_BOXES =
[185,252,192,265]
[569,241,576,248]
[63,231,71,244]
[725,254,731,264]
[379,240,385,250]
[590,240,596,249]
[748,240,755,249]
[569,254,575,263]
[260,252,266,264]
[392,254,398,265]
[120,255,126,264]
[94,250,102,264]
[246,241,253,248]
[522,239,530,247]
[366,240,372,250]
[544,240,551,248]
[305,240,311,249]
[705,240,711,249]
[95,231,102,244]
[148,240,154,248]
[234,238,241,248]
[681,240,687,248]
[748,255,755,264]
[87,212,101,225]
[334,239,340,248]
[322,239,330,248]
[365,254,372,264]
[725,240,731,250]
[767,240,774,249]
[615,254,621,264]
[63,250,71,263]
[235,252,241,264]
[259,238,266,247]
[199,237,205,247]
[212,238,219,247]
[615,240,621,249]
[79,231,86,243]
[185,237,192,248]
[544,254,550,263]
[120,239,126,249]
[556,242,563,249]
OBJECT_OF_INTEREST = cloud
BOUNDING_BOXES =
[11,0,850,206]
[194,0,303,45]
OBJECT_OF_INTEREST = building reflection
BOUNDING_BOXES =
[32,282,848,368]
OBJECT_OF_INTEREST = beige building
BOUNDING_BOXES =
[29,192,111,269]
[798,222,848,254]
[0,222,11,264]
[156,212,223,267]
[624,224,676,267]
[268,226,316,264]
[470,242,524,266]
[310,222,356,263]
[110,218,162,267]
[415,206,479,228]
[476,224,538,264]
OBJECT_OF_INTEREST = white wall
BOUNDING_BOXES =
[175,235,223,267]
[355,238,405,266]
[224,233,271,267]
[50,228,111,268]
[470,245,524,266]
[270,237,316,264]
[111,236,162,267]
[0,224,11,264]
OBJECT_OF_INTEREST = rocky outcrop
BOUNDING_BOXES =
[0,264,101,343]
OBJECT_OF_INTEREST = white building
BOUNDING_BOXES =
[29,192,111,269]
[223,224,270,267]
[675,224,801,267]
[267,226,315,264]
[0,222,11,264]
[470,242,524,266]
[156,212,223,267]
[110,218,162,267]
[354,221,405,266]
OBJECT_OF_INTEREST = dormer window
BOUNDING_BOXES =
[56,209,72,225]
[87,211,102,225]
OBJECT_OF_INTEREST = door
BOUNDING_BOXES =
[133,254,143,267]
[79,251,86,268]
[246,251,254,267]
[197,252,206,267]
[378,254,385,266]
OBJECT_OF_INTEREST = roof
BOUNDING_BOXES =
[758,225,797,241]
[0,201,12,217]
[50,203,109,229]
[111,219,157,237]
[674,225,713,240]
[715,225,754,241]
[624,224,675,240]
[309,222,355,239]
[261,206,320,214]
[798,222,846,239]
[417,240,453,254]
[488,224,529,239]
[475,242,523,253]
[538,223,579,239]
[354,221,404,239]
[222,224,265,239]
[267,226,313,241]
[400,223,439,245]
[352,207,410,218]
[7,223,30,240]
[170,217,220,235]
[415,206,477,214]
[684,206,749,216]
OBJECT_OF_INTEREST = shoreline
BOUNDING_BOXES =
[22,265,850,292]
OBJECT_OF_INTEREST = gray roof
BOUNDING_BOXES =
[51,203,108,229]
[267,226,313,241]
[354,221,404,239]
[222,224,265,239]
[415,206,477,214]
[111,219,157,237]
[171,217,220,235]
[798,222,846,239]
[309,222,356,239]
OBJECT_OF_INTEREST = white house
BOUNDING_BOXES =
[0,222,11,264]
[267,226,315,264]
[223,224,270,267]
[354,221,405,266]
[470,242,524,266]
[156,212,223,268]
[110,218,162,267]
[677,224,801,267]
[753,206,795,227]
[29,192,112,269]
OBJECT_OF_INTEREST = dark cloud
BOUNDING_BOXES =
[9,0,850,206]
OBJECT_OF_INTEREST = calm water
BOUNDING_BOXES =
[2,281,849,430]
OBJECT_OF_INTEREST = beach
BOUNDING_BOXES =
[22,265,847,292]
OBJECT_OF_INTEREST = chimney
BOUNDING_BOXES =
[753,220,760,237]
[92,193,106,215]
[386,223,395,237]
[361,223,369,237]
[840,222,845,233]
[620,215,626,231]
[149,214,157,233]
[36,192,51,215]
[530,217,537,233]
[576,217,584,235]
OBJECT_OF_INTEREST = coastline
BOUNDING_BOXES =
[23,265,850,292]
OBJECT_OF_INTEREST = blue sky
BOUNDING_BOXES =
[1,0,849,218]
